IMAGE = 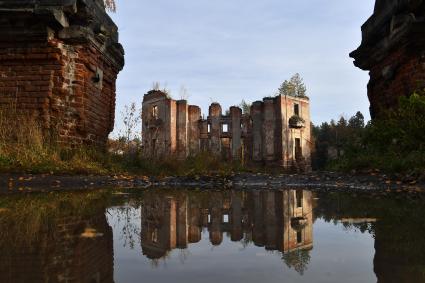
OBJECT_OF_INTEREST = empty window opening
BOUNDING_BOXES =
[223,214,229,223]
[152,105,158,119]
[297,230,302,244]
[208,214,211,223]
[151,228,158,243]
[207,123,211,133]
[222,123,229,133]
[296,190,303,208]
[294,104,300,116]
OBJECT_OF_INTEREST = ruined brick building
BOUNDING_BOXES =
[0,0,124,145]
[350,0,425,118]
[142,90,311,170]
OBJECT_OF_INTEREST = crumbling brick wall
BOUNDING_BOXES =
[141,90,312,171]
[350,0,425,118]
[0,0,124,145]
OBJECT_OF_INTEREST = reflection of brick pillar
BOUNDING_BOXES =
[264,191,277,250]
[188,202,202,243]
[176,197,188,248]
[209,197,223,246]
[350,0,425,118]
[230,193,243,241]
[252,191,264,246]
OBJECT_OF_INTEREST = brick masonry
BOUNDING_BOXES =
[142,90,312,171]
[0,0,124,145]
[350,0,425,118]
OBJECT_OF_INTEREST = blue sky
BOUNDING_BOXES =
[109,0,375,135]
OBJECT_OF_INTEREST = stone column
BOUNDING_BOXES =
[199,119,209,152]
[251,101,263,162]
[230,106,242,160]
[176,100,188,159]
[262,98,276,163]
[188,105,201,156]
[208,103,222,155]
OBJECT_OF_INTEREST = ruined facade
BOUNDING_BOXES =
[142,90,311,170]
[350,0,425,118]
[141,190,313,260]
[0,0,124,145]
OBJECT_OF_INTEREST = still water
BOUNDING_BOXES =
[0,188,424,283]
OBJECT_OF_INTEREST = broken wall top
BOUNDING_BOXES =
[0,0,124,70]
[350,0,425,69]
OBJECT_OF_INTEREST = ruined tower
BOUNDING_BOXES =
[0,0,125,145]
[350,0,425,118]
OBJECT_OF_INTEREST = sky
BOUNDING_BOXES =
[109,0,375,136]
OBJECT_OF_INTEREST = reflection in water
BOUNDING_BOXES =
[140,190,313,273]
[314,192,425,283]
[1,189,425,282]
[0,192,114,283]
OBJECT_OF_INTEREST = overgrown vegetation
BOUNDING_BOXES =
[0,102,250,176]
[313,93,425,176]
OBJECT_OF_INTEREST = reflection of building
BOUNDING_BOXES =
[0,209,114,283]
[140,190,313,260]
[142,90,311,171]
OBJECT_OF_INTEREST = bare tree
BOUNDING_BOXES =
[104,0,116,12]
[179,85,190,100]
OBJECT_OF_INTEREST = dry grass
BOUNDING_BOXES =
[0,105,255,176]
[0,105,115,174]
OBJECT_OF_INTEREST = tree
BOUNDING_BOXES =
[104,0,116,12]
[278,73,307,98]
[239,100,252,114]
[348,111,365,129]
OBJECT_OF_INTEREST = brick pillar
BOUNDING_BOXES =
[230,106,242,160]
[251,101,263,162]
[176,100,188,159]
[262,98,276,163]
[188,105,201,156]
[199,119,209,152]
[208,103,222,155]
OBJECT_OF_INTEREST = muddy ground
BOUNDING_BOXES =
[0,171,424,194]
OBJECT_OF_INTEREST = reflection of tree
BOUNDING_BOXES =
[281,249,311,275]
[108,205,141,250]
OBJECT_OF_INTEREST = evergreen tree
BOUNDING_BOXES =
[348,111,365,129]
[278,73,307,97]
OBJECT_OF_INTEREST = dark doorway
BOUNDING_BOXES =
[295,138,302,160]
